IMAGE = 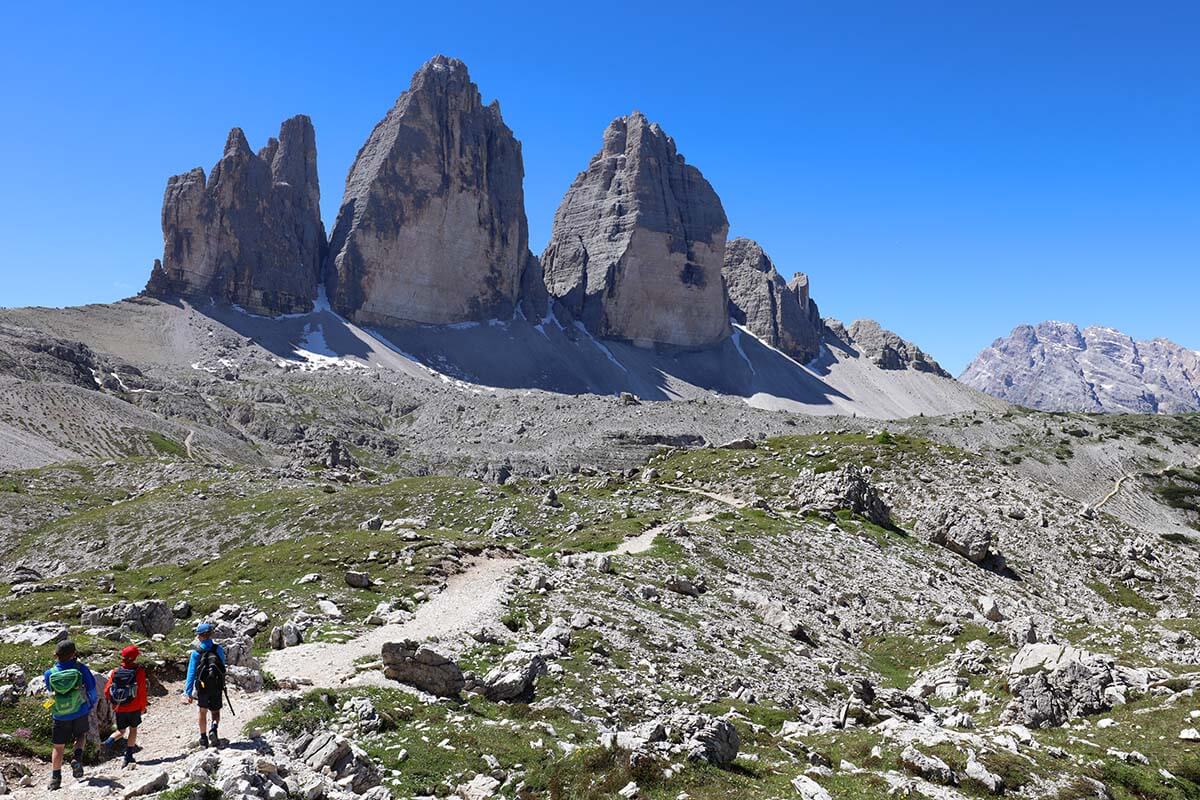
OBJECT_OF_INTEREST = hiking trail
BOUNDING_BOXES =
[11,556,519,798]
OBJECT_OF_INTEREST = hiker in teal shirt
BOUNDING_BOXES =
[43,640,97,791]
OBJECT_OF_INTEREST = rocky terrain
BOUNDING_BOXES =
[962,322,1200,414]
[2,51,1198,800]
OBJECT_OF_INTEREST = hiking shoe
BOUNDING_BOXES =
[209,726,220,749]
[70,760,84,779]
[47,773,61,791]
[100,736,116,756]
[198,732,209,749]
[123,746,138,766]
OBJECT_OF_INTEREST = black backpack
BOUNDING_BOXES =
[195,647,225,701]
[109,667,138,706]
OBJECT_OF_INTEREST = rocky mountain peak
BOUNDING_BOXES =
[722,237,823,363]
[961,321,1200,413]
[323,55,531,326]
[825,319,951,377]
[144,115,325,316]
[541,112,730,348]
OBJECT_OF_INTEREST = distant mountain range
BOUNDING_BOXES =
[960,321,1200,414]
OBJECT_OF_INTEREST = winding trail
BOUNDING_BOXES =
[658,483,749,509]
[613,511,719,555]
[1094,463,1180,511]
[12,556,519,798]
[262,556,518,688]
[183,430,195,460]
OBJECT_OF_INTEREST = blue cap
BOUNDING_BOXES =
[195,622,214,635]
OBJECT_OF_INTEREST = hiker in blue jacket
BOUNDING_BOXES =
[182,621,227,749]
[43,640,97,791]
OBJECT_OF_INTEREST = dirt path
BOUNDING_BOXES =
[1095,463,1178,510]
[262,556,517,689]
[659,483,748,509]
[182,430,195,460]
[12,556,519,797]
[614,511,719,555]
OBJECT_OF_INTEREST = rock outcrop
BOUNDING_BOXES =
[825,319,950,377]
[723,237,822,363]
[961,321,1200,413]
[144,116,325,315]
[541,111,730,348]
[324,55,531,327]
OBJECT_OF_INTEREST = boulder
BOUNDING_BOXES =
[381,640,465,697]
[791,775,833,800]
[1002,644,1138,727]
[0,622,67,646]
[790,465,891,525]
[541,111,730,348]
[929,511,994,564]
[325,56,532,327]
[121,769,168,799]
[345,570,372,589]
[683,716,740,766]
[270,622,303,650]
[900,745,957,785]
[144,115,324,315]
[482,648,546,702]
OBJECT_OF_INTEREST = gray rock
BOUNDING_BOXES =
[541,111,730,348]
[0,622,67,646]
[723,237,822,363]
[482,648,545,702]
[900,745,957,785]
[929,510,994,564]
[961,321,1200,413]
[144,116,325,316]
[121,769,168,798]
[684,716,740,766]
[381,640,465,697]
[345,570,372,589]
[965,751,1004,794]
[825,319,950,376]
[325,55,532,327]
[270,622,303,650]
[790,464,891,525]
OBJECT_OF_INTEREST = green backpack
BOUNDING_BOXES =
[48,667,86,717]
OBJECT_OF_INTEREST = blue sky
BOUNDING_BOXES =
[1,1,1196,374]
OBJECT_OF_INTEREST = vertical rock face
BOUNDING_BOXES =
[144,116,325,315]
[541,112,730,348]
[722,237,822,363]
[960,321,1200,413]
[324,55,530,326]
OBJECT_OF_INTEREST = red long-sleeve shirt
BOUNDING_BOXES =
[104,665,148,713]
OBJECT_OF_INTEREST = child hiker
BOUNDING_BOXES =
[102,645,148,766]
[43,639,97,791]
[182,621,226,748]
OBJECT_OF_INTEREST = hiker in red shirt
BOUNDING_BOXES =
[101,645,148,766]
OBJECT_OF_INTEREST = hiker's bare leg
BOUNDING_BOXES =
[211,709,221,728]
[126,727,137,748]
[198,707,208,733]
[51,744,65,770]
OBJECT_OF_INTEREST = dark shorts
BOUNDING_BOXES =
[115,711,142,730]
[51,716,89,745]
[197,692,222,711]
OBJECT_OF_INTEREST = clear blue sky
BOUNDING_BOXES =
[1,1,1196,374]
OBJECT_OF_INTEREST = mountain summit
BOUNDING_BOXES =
[960,321,1200,413]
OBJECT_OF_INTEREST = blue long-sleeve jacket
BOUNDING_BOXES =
[184,640,226,697]
[43,660,98,721]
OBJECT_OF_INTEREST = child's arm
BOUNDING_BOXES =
[183,652,198,697]
[103,669,114,702]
